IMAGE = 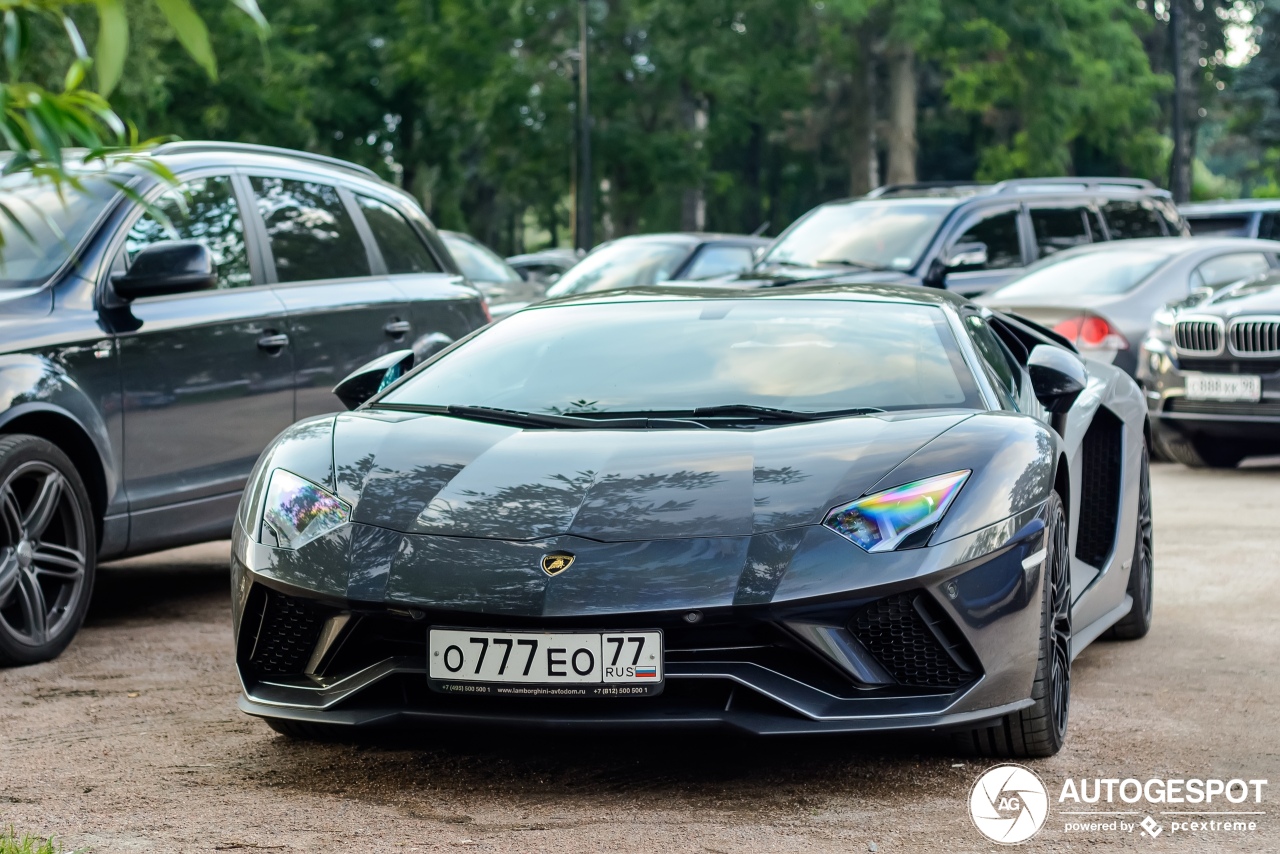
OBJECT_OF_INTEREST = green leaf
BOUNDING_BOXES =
[229,0,270,36]
[64,58,89,92]
[153,0,218,81]
[94,0,128,95]
[3,10,25,77]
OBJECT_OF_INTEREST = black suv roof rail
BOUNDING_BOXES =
[867,176,1161,200]
[991,176,1157,193]
[865,181,987,198]
[152,140,383,182]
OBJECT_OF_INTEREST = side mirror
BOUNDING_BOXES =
[1027,344,1087,414]
[112,241,218,299]
[332,349,415,410]
[945,241,989,269]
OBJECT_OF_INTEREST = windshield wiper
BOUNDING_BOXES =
[374,403,706,429]
[574,404,885,423]
[814,258,892,271]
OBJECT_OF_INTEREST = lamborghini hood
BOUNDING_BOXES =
[328,409,973,542]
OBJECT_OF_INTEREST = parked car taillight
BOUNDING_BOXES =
[1054,314,1129,351]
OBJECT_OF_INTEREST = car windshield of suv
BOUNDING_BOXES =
[0,172,118,288]
[991,247,1178,298]
[441,233,522,283]
[545,240,690,298]
[380,299,983,415]
[761,200,954,271]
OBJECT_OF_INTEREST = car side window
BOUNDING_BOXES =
[250,177,371,282]
[1087,209,1107,239]
[1194,252,1271,290]
[1153,199,1185,235]
[1102,200,1165,239]
[355,195,440,274]
[683,244,756,280]
[125,175,251,290]
[966,314,1021,405]
[1030,208,1090,258]
[1259,213,1279,240]
[951,210,1022,270]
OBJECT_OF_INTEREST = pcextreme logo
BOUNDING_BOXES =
[969,765,1050,844]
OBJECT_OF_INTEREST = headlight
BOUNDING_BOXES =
[824,470,970,552]
[259,469,350,549]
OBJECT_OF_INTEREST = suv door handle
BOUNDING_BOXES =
[383,320,412,338]
[257,333,290,351]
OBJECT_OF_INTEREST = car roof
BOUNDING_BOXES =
[534,280,971,311]
[1026,236,1280,259]
[603,232,771,247]
[93,141,416,204]
[1180,199,1280,215]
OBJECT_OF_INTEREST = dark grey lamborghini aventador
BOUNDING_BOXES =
[231,283,1153,758]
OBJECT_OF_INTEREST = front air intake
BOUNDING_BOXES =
[847,593,978,688]
[241,588,328,676]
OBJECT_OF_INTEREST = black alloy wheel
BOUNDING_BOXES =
[0,435,96,666]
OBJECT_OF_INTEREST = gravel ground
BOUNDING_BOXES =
[2,462,1278,853]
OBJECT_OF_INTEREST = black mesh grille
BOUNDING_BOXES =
[1076,406,1122,568]
[1175,357,1280,375]
[246,590,327,675]
[1166,398,1280,418]
[847,593,975,688]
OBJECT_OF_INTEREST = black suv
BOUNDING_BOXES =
[733,178,1187,298]
[0,142,488,664]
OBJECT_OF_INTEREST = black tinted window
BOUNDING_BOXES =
[966,314,1019,403]
[1258,213,1278,240]
[126,175,251,290]
[356,195,440,274]
[1030,208,1090,258]
[251,177,370,282]
[1186,215,1252,237]
[1103,200,1165,239]
[953,211,1022,270]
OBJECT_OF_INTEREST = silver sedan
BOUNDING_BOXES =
[977,237,1280,376]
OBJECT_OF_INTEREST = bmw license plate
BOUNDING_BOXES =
[428,628,664,697]
[1184,373,1261,402]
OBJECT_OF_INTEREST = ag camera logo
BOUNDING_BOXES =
[970,764,1050,844]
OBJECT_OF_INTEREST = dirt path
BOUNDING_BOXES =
[2,462,1278,853]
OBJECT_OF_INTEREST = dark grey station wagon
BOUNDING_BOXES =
[0,142,489,665]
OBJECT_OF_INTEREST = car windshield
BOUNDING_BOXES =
[761,200,954,271]
[545,240,691,298]
[991,247,1176,298]
[0,172,118,288]
[380,299,983,415]
[442,233,522,283]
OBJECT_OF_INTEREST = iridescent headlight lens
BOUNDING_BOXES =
[824,470,970,553]
[259,469,351,550]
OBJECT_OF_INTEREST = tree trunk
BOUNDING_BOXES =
[1168,0,1193,202]
[884,44,918,185]
[848,28,878,196]
[680,83,708,231]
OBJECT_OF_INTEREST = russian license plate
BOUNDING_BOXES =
[1184,373,1262,402]
[428,628,664,697]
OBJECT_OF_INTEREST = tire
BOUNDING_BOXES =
[956,491,1070,758]
[1156,429,1244,469]
[264,717,350,741]
[1105,446,1153,640]
[0,434,97,666]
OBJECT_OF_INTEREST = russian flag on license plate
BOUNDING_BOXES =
[635,667,657,678]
